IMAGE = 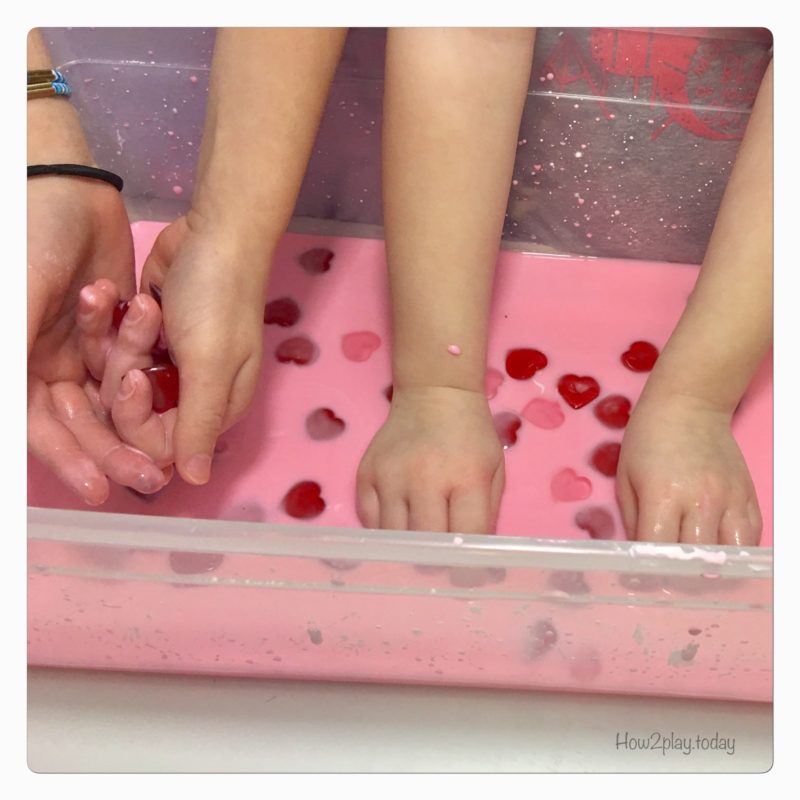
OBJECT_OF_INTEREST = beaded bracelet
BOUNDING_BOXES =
[27,68,71,100]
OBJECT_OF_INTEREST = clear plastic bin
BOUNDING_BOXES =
[29,28,773,701]
[28,507,772,701]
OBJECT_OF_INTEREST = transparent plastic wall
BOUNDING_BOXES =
[29,508,772,702]
[42,27,773,263]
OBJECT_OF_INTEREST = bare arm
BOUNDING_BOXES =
[383,28,535,394]
[616,60,772,546]
[190,27,348,256]
[132,28,347,485]
[357,28,535,534]
[638,59,773,415]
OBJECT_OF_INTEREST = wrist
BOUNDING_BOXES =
[182,207,276,293]
[634,380,735,421]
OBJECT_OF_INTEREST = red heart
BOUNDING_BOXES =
[589,441,621,477]
[505,348,548,380]
[527,620,558,659]
[283,480,326,519]
[594,395,631,428]
[298,247,334,274]
[306,408,346,440]
[557,374,600,409]
[264,296,301,327]
[142,363,180,413]
[492,411,522,448]
[547,570,590,594]
[575,506,616,539]
[621,340,659,372]
[275,335,319,366]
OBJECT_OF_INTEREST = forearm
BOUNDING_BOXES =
[383,28,535,393]
[639,60,773,415]
[191,27,347,251]
[27,29,94,165]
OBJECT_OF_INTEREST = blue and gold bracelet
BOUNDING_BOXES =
[27,68,71,100]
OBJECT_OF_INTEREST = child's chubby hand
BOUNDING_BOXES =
[77,280,177,470]
[356,385,505,534]
[616,393,762,546]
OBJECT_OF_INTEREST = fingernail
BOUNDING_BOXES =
[126,296,147,324]
[135,468,168,494]
[185,454,212,485]
[118,373,136,401]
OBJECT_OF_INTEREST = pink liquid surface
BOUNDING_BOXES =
[28,222,773,545]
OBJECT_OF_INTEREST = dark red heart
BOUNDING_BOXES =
[492,411,522,448]
[589,441,621,477]
[306,408,346,440]
[283,480,326,519]
[505,348,548,380]
[150,346,173,365]
[264,296,301,327]
[527,620,558,659]
[111,300,129,330]
[557,374,600,409]
[594,394,631,428]
[621,340,659,372]
[298,247,334,275]
[575,506,616,539]
[142,363,180,413]
[547,570,590,594]
[275,335,319,366]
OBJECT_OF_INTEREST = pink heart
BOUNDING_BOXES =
[485,367,504,400]
[551,468,593,502]
[522,397,565,429]
[306,408,346,440]
[341,331,382,362]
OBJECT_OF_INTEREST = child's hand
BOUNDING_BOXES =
[77,280,176,468]
[139,214,269,485]
[356,386,505,534]
[616,394,762,546]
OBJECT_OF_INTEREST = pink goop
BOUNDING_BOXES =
[447,344,461,356]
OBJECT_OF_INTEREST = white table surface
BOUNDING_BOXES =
[27,667,772,773]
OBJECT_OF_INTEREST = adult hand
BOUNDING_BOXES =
[27,176,170,503]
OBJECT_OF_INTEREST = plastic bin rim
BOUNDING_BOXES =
[28,506,772,578]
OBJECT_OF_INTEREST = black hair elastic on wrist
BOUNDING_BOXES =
[27,164,124,192]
